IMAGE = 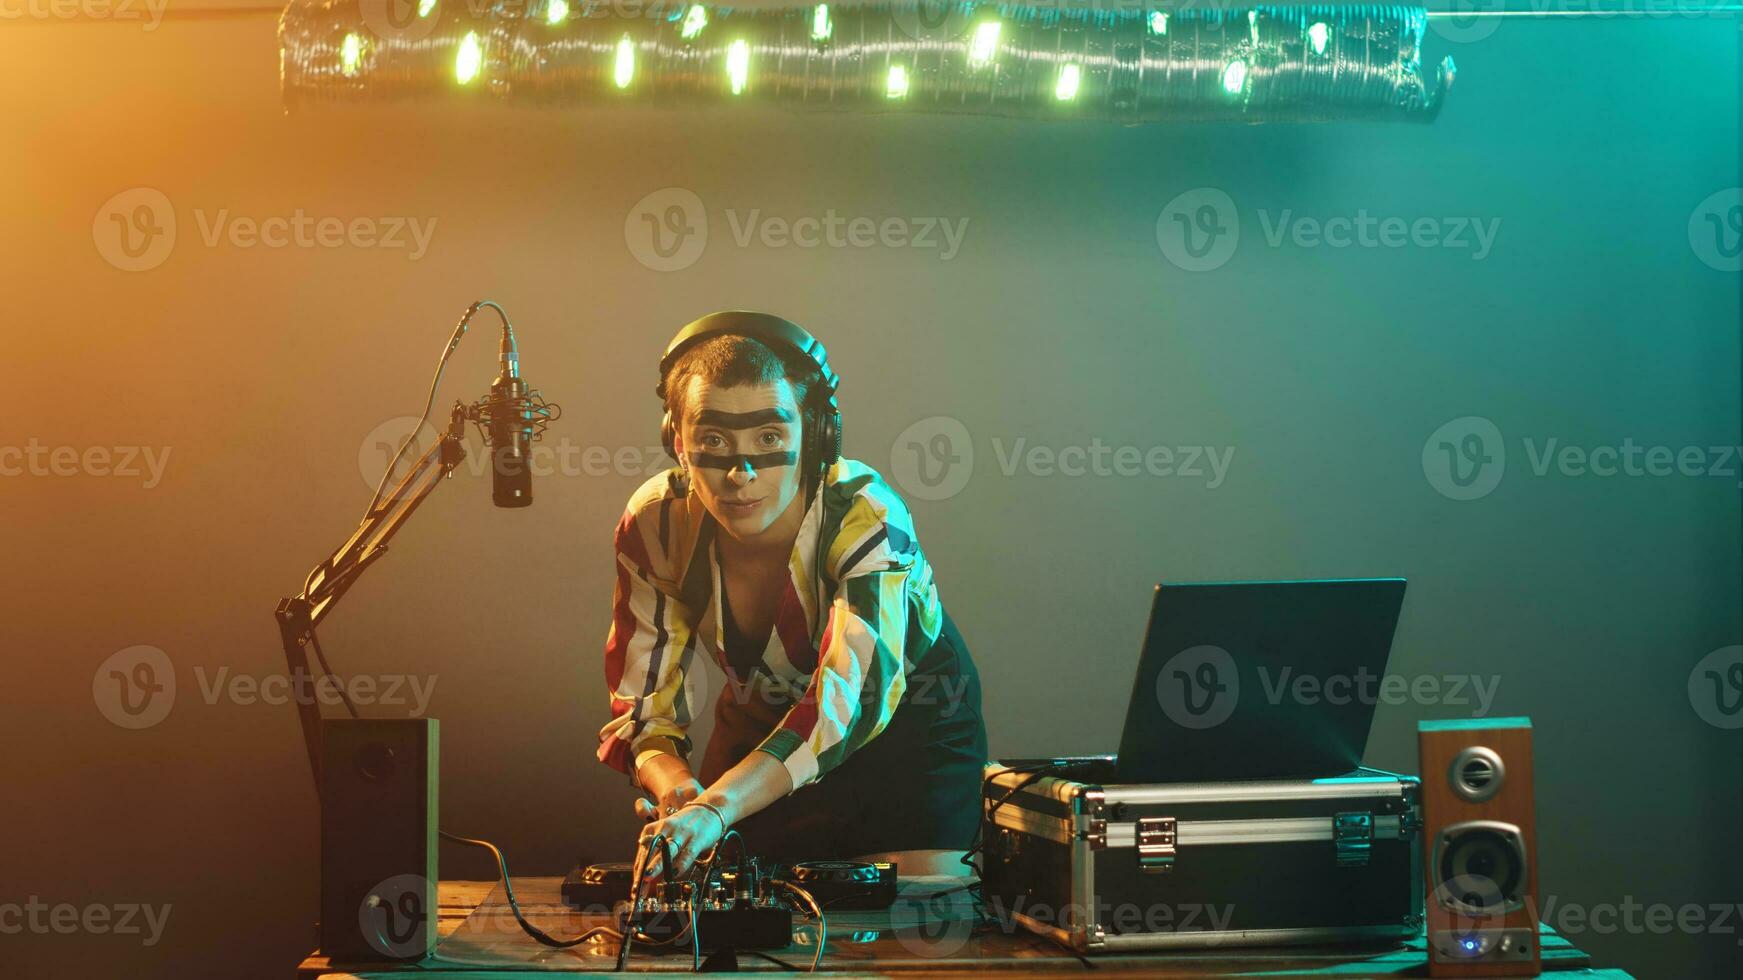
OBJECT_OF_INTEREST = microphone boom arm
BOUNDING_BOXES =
[274,401,470,793]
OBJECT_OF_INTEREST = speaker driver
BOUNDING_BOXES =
[1448,745,1505,802]
[1434,820,1527,915]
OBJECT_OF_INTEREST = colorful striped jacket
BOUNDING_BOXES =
[596,457,944,793]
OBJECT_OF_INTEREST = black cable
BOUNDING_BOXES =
[306,629,359,720]
[438,830,622,949]
[359,300,508,523]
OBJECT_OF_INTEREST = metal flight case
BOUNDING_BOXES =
[979,760,1424,953]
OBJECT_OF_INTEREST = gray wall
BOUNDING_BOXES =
[2,6,1738,977]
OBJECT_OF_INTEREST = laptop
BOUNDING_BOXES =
[1005,579,1408,784]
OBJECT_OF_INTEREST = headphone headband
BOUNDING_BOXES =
[656,310,842,473]
[656,310,839,408]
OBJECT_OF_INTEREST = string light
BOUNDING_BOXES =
[1055,63,1080,101]
[968,20,1000,68]
[614,34,635,88]
[339,32,364,77]
[726,38,749,94]
[455,31,482,85]
[680,4,708,40]
[1221,58,1247,95]
[886,63,909,99]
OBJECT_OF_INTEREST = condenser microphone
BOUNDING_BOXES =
[487,323,534,508]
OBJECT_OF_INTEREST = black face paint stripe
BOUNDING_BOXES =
[687,451,798,470]
[693,407,795,428]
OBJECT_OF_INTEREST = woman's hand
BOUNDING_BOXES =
[634,779,703,822]
[636,801,728,883]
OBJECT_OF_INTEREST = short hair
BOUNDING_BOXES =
[660,333,821,466]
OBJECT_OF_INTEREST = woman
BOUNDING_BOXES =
[596,311,988,882]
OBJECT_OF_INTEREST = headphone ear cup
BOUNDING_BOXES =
[822,410,841,468]
[661,409,678,462]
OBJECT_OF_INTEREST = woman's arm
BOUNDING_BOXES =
[696,746,794,827]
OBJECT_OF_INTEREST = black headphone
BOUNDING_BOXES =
[656,311,842,483]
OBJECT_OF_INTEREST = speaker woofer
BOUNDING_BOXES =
[1433,820,1527,916]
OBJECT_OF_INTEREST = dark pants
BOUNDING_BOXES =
[698,609,989,861]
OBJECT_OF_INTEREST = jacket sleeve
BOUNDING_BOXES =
[596,502,700,782]
[751,488,938,792]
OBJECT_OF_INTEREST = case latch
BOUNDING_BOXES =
[1135,816,1177,873]
[1334,811,1373,867]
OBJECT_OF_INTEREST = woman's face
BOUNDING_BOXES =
[676,376,807,544]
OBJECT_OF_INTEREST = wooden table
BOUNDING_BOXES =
[299,876,1631,978]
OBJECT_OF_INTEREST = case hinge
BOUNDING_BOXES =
[1334,811,1374,867]
[1135,816,1177,873]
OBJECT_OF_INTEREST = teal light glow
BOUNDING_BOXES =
[339,32,364,77]
[614,34,635,88]
[968,20,1000,67]
[1308,22,1329,56]
[886,63,909,99]
[455,31,483,85]
[811,4,832,42]
[726,38,749,94]
[1149,11,1167,35]
[1221,59,1247,95]
[1055,63,1080,101]
[680,5,708,40]
[1248,10,1258,45]
[546,0,568,25]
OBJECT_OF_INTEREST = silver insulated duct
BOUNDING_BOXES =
[279,2,1455,123]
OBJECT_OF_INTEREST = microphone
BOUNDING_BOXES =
[486,321,534,508]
